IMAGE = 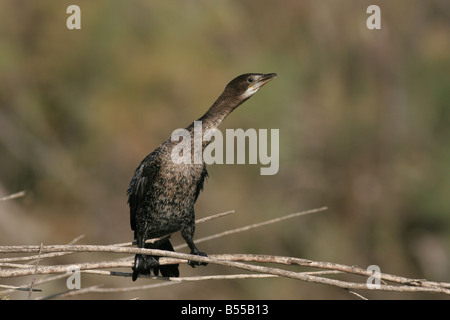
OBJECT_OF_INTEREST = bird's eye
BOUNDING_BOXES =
[248,78,254,83]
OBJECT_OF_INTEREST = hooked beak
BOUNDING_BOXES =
[255,73,277,88]
[239,72,278,100]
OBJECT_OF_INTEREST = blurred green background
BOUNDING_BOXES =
[0,0,449,299]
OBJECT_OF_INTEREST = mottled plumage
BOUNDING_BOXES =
[128,73,277,280]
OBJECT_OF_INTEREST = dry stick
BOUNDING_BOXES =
[59,271,344,298]
[41,273,281,299]
[0,284,41,292]
[82,269,338,280]
[1,246,449,295]
[0,274,67,295]
[0,251,74,264]
[4,259,449,295]
[195,210,235,224]
[27,243,43,299]
[0,262,35,269]
[0,190,26,201]
[346,290,369,300]
[0,258,130,278]
[0,235,87,295]
[40,286,104,300]
[136,254,450,291]
[2,208,449,296]
[67,234,86,245]
[0,235,86,263]
[54,274,263,298]
[209,254,450,289]
[175,207,328,250]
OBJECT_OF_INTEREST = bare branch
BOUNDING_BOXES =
[0,190,26,202]
[0,284,41,292]
[175,207,328,249]
[27,243,43,299]
[1,207,448,298]
[1,247,449,295]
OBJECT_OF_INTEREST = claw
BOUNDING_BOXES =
[132,254,160,281]
[188,250,208,268]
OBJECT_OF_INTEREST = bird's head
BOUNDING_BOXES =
[224,73,277,102]
[199,72,278,127]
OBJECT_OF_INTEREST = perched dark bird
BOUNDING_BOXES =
[127,73,277,280]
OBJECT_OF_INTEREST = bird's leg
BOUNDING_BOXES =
[132,237,160,281]
[181,225,208,268]
[186,239,208,268]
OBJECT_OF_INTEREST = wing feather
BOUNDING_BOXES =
[127,153,159,231]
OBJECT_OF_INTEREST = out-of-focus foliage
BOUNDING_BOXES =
[0,0,449,299]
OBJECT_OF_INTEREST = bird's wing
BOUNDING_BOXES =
[127,153,160,231]
[194,164,208,203]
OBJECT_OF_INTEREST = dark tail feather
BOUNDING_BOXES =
[155,238,179,277]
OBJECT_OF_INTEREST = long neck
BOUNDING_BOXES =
[197,92,242,131]
[179,91,242,152]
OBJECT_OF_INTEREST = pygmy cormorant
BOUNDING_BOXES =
[127,73,277,280]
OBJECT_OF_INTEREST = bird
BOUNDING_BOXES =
[127,73,277,280]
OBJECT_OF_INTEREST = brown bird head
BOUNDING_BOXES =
[223,73,278,102]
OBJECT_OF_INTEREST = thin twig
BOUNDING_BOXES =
[195,210,235,224]
[0,284,41,292]
[40,274,279,299]
[0,190,26,201]
[0,234,85,263]
[346,289,369,300]
[175,207,328,250]
[67,234,86,245]
[27,243,43,299]
[0,274,67,295]
[49,270,344,299]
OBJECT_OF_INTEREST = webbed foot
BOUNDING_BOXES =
[188,249,208,268]
[132,254,160,281]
